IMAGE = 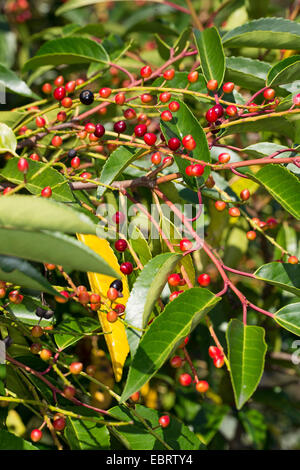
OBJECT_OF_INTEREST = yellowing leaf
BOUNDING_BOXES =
[76,234,129,381]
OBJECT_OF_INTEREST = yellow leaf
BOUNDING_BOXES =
[76,234,129,381]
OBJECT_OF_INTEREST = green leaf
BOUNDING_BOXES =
[220,115,295,139]
[125,253,182,356]
[0,64,39,99]
[174,27,192,54]
[226,319,267,410]
[193,27,225,85]
[0,158,75,203]
[239,409,267,450]
[0,255,58,295]
[225,57,271,91]
[55,316,99,350]
[0,228,119,277]
[0,123,17,154]
[274,222,298,260]
[0,430,38,450]
[194,402,230,445]
[109,404,202,450]
[245,165,300,220]
[8,296,53,327]
[121,288,220,402]
[267,56,300,87]
[275,302,300,336]
[130,227,152,266]
[152,72,208,98]
[56,0,112,15]
[0,111,25,128]
[64,23,105,39]
[222,17,300,49]
[242,142,294,158]
[64,407,110,450]
[160,99,210,186]
[97,147,142,198]
[23,37,109,72]
[254,262,300,296]
[0,195,97,234]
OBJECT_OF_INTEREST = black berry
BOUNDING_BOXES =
[79,90,94,105]
[68,149,77,158]
[109,279,123,292]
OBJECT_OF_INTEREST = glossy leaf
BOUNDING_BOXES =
[246,165,300,220]
[220,115,295,139]
[0,123,17,154]
[194,403,230,445]
[0,158,75,203]
[0,195,97,234]
[275,302,300,336]
[194,27,225,85]
[125,253,182,357]
[274,222,298,260]
[64,407,110,450]
[0,255,58,295]
[160,99,210,186]
[8,297,53,327]
[254,262,300,296]
[109,404,202,450]
[0,64,38,99]
[55,316,100,350]
[267,56,300,87]
[0,430,38,450]
[23,37,109,72]
[226,319,267,409]
[56,0,115,15]
[0,228,118,277]
[239,409,267,449]
[121,288,220,402]
[222,17,300,49]
[97,147,142,198]
[76,234,129,382]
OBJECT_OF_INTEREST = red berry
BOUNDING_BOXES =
[55,290,69,303]
[61,97,72,108]
[170,355,182,368]
[196,380,209,393]
[161,110,173,122]
[180,238,193,252]
[185,165,194,176]
[85,122,95,133]
[90,293,101,304]
[169,101,180,112]
[99,87,111,98]
[115,92,125,106]
[218,152,230,164]
[107,287,119,301]
[114,120,127,134]
[293,94,300,106]
[134,124,147,137]
[69,362,83,375]
[163,69,175,80]
[115,239,128,252]
[130,391,140,402]
[179,373,192,386]
[213,356,224,368]
[107,310,118,323]
[151,152,161,165]
[140,65,152,78]
[197,273,211,287]
[8,290,23,304]
[228,207,240,217]
[123,108,136,119]
[94,124,105,138]
[187,70,199,83]
[54,75,64,86]
[159,415,170,428]
[31,325,43,338]
[191,164,204,177]
[159,92,171,103]
[207,79,218,91]
[266,217,278,229]
[247,230,256,241]
[112,211,125,224]
[29,153,40,161]
[41,186,52,198]
[288,255,298,264]
[31,429,42,442]
[140,93,153,103]
[206,108,218,123]
[212,104,224,118]
[240,189,250,201]
[178,337,189,349]
[215,200,226,211]
[168,273,181,286]
[53,87,66,101]
[144,133,157,146]
[169,290,183,301]
[223,82,234,93]
[51,136,62,147]
[120,262,133,275]
[208,346,222,358]
[57,111,67,122]
[263,88,275,101]
[248,103,259,113]
[35,116,46,127]
[182,134,196,151]
[168,137,181,151]
[30,343,42,354]
[42,83,52,94]
[53,417,66,431]
[17,157,29,173]
[65,80,76,93]
[78,291,90,305]
[226,105,237,117]
[71,156,80,169]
